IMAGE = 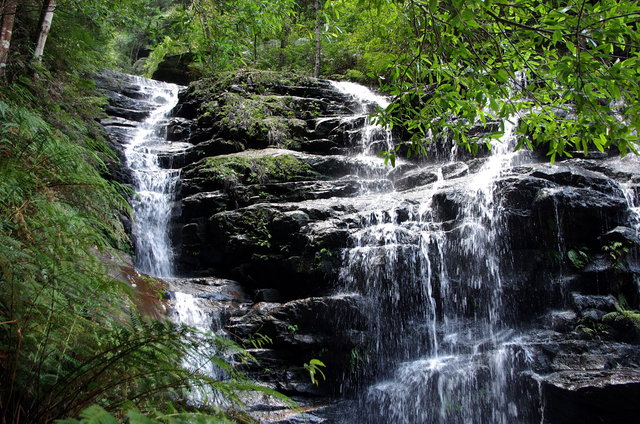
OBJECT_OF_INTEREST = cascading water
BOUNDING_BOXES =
[332,81,543,423]
[330,81,393,156]
[102,71,640,423]
[330,81,395,187]
[116,74,221,401]
[124,78,181,278]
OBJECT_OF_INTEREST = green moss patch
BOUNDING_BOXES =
[186,151,317,187]
[190,68,317,96]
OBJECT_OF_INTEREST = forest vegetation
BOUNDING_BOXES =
[1,0,639,423]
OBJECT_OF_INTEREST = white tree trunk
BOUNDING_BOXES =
[313,0,322,78]
[33,0,57,62]
[0,0,18,77]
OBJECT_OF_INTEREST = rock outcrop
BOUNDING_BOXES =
[98,68,640,423]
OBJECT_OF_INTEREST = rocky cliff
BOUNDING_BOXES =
[98,69,640,423]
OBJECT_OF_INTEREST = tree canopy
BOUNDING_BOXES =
[4,0,636,161]
[106,0,639,160]
[374,0,640,161]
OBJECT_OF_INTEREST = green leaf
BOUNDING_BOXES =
[78,406,118,424]
[495,69,509,83]
[126,410,159,424]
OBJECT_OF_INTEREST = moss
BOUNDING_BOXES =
[190,68,317,95]
[199,92,308,146]
[190,153,316,187]
[240,209,273,248]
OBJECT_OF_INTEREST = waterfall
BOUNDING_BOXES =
[103,72,640,423]
[330,81,395,176]
[333,81,541,423]
[170,290,229,405]
[114,74,231,406]
[124,77,181,278]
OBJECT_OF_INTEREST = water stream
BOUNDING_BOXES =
[330,82,542,423]
[110,73,639,423]
[124,77,181,278]
[117,75,221,402]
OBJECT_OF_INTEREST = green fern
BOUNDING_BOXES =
[1,72,289,424]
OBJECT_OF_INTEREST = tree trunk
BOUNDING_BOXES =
[33,0,57,62]
[278,24,290,70]
[253,32,258,64]
[313,0,322,78]
[0,0,18,78]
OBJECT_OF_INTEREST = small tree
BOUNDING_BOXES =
[33,0,57,62]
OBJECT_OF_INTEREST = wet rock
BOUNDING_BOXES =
[227,294,367,394]
[539,370,640,424]
[104,105,150,122]
[154,142,194,169]
[102,68,640,420]
[290,138,339,154]
[441,162,469,180]
[547,310,579,333]
[571,293,617,313]
[431,186,467,221]
[532,186,628,246]
[599,226,640,246]
[104,90,156,113]
[394,169,438,191]
[166,117,192,142]
[255,288,283,302]
[152,53,198,85]
[531,164,625,197]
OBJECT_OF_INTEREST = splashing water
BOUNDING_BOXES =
[332,78,544,423]
[331,81,394,156]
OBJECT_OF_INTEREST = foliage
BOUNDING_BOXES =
[303,358,326,386]
[3,0,153,80]
[137,1,640,161]
[602,240,631,267]
[0,70,284,423]
[603,307,640,330]
[0,71,124,422]
[567,247,590,269]
[192,153,315,186]
[57,404,250,424]
[144,0,296,75]
[245,333,273,349]
[372,0,640,161]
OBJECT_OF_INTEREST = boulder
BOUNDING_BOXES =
[152,53,198,85]
[540,370,640,424]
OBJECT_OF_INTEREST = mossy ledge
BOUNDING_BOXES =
[183,149,319,189]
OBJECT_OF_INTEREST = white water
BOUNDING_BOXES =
[171,291,228,405]
[333,79,541,423]
[113,75,638,422]
[124,77,181,278]
[116,75,229,405]
[331,81,394,157]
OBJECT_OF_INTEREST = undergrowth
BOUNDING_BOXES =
[0,71,284,423]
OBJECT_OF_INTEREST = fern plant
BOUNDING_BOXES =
[0,73,288,424]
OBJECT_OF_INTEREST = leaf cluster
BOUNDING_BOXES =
[373,0,640,161]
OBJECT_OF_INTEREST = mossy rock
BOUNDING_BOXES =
[190,68,319,97]
[199,92,310,147]
[184,150,319,189]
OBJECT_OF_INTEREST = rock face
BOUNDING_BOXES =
[99,69,640,423]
